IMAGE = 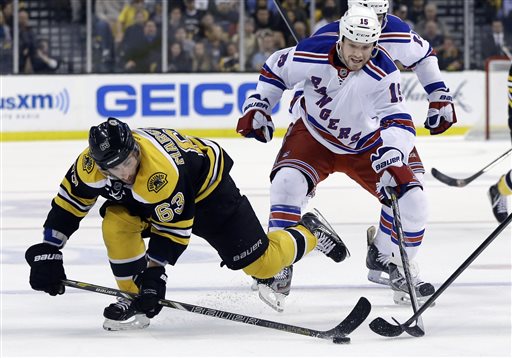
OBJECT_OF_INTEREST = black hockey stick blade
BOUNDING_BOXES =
[431,148,512,187]
[322,296,372,340]
[63,279,370,343]
[369,317,424,337]
[431,167,472,187]
[370,213,512,338]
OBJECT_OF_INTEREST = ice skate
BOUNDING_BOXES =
[366,226,391,286]
[255,265,293,312]
[300,209,350,262]
[488,184,508,223]
[103,297,150,331]
[388,261,435,306]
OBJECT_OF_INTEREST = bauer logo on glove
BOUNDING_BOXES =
[237,94,275,143]
[424,89,458,135]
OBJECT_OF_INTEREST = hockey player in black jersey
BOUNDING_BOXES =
[25,117,349,330]
[488,63,512,223]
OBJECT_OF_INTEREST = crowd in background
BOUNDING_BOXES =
[0,0,511,74]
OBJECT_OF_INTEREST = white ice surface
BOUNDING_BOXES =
[1,136,511,357]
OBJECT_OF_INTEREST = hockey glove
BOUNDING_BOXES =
[371,147,421,201]
[25,243,66,296]
[424,90,457,135]
[236,94,274,143]
[133,266,167,318]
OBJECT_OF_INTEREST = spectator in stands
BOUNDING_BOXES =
[408,0,425,25]
[0,7,12,74]
[422,20,444,52]
[1,1,13,30]
[219,41,240,72]
[392,4,415,30]
[437,36,463,71]
[119,9,146,63]
[246,0,278,16]
[415,2,448,37]
[280,0,308,27]
[205,24,228,71]
[250,29,277,71]
[116,0,149,44]
[121,19,161,73]
[254,6,275,32]
[31,38,60,73]
[211,0,238,36]
[167,41,192,72]
[183,0,205,41]
[173,26,195,56]
[197,11,215,40]
[168,6,184,42]
[18,9,35,73]
[272,29,286,49]
[149,2,163,29]
[191,40,214,72]
[0,5,11,44]
[313,0,339,33]
[481,19,512,61]
[293,21,308,42]
[93,15,115,73]
[232,17,258,69]
[95,0,126,39]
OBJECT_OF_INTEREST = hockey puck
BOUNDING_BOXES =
[332,337,351,344]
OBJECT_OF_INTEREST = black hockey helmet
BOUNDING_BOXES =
[88,117,136,170]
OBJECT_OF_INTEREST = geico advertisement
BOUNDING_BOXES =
[1,72,485,132]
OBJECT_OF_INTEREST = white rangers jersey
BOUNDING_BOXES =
[255,34,415,157]
[314,14,448,94]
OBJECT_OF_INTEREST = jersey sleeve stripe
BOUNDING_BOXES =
[362,65,385,81]
[380,113,416,135]
[423,81,447,94]
[259,65,287,91]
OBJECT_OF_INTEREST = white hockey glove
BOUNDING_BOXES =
[370,147,421,201]
[237,94,274,143]
[424,90,457,135]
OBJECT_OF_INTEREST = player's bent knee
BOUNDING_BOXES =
[270,168,309,205]
[399,187,429,225]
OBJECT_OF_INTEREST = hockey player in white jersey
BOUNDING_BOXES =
[312,0,457,290]
[237,4,435,311]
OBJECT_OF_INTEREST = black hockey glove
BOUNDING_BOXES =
[25,243,66,296]
[133,266,167,318]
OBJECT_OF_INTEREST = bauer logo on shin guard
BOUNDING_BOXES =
[233,239,263,262]
[34,253,63,262]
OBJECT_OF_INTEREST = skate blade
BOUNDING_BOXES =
[257,284,286,313]
[392,291,435,307]
[103,314,150,331]
[368,270,390,286]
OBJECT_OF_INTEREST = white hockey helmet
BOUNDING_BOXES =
[338,5,381,44]
[347,0,389,15]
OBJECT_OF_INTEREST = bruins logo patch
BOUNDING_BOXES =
[83,153,95,174]
[148,172,168,193]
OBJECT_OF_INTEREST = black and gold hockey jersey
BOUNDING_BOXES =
[43,128,232,265]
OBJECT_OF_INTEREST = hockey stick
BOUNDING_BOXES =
[63,279,371,343]
[431,148,512,187]
[370,212,512,337]
[272,0,299,44]
[386,187,425,337]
